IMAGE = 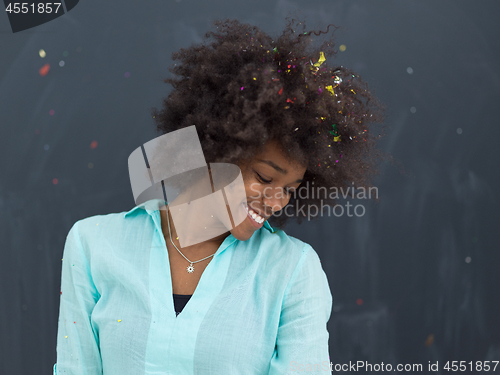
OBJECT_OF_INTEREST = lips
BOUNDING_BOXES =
[242,203,266,228]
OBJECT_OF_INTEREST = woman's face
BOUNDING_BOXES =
[230,140,307,241]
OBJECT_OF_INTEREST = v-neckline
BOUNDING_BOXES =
[150,209,238,318]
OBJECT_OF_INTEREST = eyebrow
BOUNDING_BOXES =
[256,159,303,183]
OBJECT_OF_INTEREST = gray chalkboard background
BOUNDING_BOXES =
[1,0,499,373]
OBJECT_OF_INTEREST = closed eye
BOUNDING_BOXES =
[255,172,271,184]
[256,172,296,195]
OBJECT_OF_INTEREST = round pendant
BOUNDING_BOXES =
[186,264,194,273]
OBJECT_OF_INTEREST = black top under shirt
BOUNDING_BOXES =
[173,294,192,316]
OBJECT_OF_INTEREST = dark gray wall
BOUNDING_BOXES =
[1,0,499,373]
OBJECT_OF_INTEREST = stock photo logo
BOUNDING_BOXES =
[4,0,79,33]
[128,125,250,248]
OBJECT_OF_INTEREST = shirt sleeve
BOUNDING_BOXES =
[53,220,103,374]
[268,244,333,374]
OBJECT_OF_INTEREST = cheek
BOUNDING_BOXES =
[245,181,263,199]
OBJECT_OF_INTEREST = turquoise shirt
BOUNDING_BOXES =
[54,199,333,374]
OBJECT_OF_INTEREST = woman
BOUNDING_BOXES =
[54,17,383,374]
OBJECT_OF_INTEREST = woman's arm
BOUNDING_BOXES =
[53,220,102,374]
[268,244,333,374]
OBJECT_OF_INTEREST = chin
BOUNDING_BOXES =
[230,229,254,242]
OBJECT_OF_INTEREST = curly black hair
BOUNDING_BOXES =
[151,17,385,228]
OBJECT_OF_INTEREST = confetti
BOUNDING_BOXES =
[339,44,346,52]
[313,51,326,68]
[39,49,46,58]
[328,124,339,136]
[425,334,434,347]
[39,63,50,76]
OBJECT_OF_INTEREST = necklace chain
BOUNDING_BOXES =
[165,205,216,273]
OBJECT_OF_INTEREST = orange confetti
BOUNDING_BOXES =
[90,140,98,149]
[52,178,58,185]
[425,334,434,347]
[39,63,50,76]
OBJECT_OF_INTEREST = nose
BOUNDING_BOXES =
[262,186,287,214]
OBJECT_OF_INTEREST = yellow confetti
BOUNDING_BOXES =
[351,89,356,94]
[326,85,335,95]
[117,319,122,322]
[334,136,341,142]
[253,77,256,80]
[339,45,346,52]
[313,51,326,67]
[39,49,46,58]
[65,336,68,338]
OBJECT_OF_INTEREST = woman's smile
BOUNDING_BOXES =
[242,202,266,228]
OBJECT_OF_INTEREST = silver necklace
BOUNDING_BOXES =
[165,206,217,273]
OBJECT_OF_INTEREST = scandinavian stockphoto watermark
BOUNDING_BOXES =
[128,126,379,248]
[248,181,379,219]
[4,1,80,33]
[290,360,500,372]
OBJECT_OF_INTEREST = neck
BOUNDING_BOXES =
[159,205,230,258]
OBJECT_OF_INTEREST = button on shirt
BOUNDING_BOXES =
[53,199,333,374]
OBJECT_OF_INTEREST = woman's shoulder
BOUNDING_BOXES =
[251,225,319,273]
[69,205,146,243]
[259,225,313,254]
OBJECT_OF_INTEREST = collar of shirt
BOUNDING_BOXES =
[124,199,275,255]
